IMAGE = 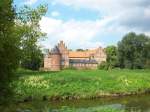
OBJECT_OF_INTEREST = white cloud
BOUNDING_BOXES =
[52,0,150,32]
[40,0,150,49]
[39,16,118,49]
[52,0,149,12]
[144,7,150,19]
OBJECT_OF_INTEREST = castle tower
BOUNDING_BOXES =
[93,47,106,64]
[44,52,52,71]
[57,41,69,68]
[50,46,61,71]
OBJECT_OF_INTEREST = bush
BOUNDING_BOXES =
[98,61,108,70]
[21,47,43,70]
[144,60,150,69]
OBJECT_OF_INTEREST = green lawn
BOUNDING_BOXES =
[14,69,150,101]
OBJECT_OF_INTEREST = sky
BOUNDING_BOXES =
[14,0,150,50]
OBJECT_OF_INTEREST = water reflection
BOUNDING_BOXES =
[49,94,150,112]
[1,94,150,112]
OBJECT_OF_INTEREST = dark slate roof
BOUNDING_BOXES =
[51,46,60,54]
[69,59,98,64]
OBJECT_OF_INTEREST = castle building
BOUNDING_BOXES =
[44,41,106,71]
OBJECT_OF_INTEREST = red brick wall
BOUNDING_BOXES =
[50,54,61,71]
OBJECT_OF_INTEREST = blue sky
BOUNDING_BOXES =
[14,0,150,49]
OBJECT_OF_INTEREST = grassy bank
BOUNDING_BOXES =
[13,69,150,101]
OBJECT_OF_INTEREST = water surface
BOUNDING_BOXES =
[2,94,150,112]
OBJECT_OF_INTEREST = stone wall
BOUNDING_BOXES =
[50,54,61,71]
[93,47,106,64]
[70,63,97,69]
[44,56,51,71]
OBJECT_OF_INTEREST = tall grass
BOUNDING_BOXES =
[13,69,150,101]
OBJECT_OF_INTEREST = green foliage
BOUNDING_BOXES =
[97,61,108,70]
[76,49,84,51]
[144,38,150,69]
[13,69,150,101]
[106,45,118,69]
[21,46,43,70]
[145,60,150,69]
[118,32,150,69]
[98,46,117,70]
[17,5,47,70]
[0,0,20,103]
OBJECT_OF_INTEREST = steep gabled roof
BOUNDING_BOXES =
[69,49,97,58]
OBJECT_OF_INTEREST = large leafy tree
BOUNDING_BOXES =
[17,5,47,70]
[118,32,150,69]
[0,0,20,103]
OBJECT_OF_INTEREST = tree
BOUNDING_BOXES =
[105,46,118,69]
[17,5,47,70]
[143,36,150,69]
[76,49,84,51]
[118,32,150,69]
[0,0,20,103]
[98,46,117,70]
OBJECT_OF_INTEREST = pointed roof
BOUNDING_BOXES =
[51,46,60,54]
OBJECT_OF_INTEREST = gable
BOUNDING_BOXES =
[69,49,96,58]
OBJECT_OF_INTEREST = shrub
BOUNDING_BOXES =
[144,60,150,69]
[98,61,108,70]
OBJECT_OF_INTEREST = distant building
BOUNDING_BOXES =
[44,41,106,71]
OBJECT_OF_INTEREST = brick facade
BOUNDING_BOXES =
[44,41,106,71]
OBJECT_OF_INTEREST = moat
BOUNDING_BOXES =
[2,94,150,112]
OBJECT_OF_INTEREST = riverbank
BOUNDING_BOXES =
[14,69,150,101]
[2,92,150,112]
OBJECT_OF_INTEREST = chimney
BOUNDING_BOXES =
[60,40,63,44]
